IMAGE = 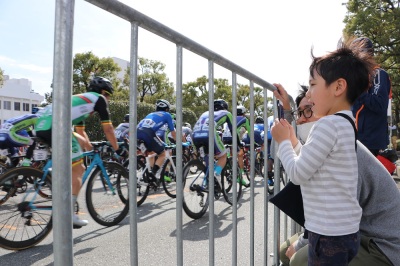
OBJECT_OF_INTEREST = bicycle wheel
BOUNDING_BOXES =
[0,167,52,250]
[85,162,129,226]
[182,159,209,219]
[221,160,243,205]
[123,157,150,207]
[255,152,264,177]
[0,162,11,204]
[161,157,177,198]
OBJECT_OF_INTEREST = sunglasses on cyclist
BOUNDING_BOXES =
[291,106,313,120]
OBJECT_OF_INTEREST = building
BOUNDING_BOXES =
[112,57,129,81]
[0,75,44,124]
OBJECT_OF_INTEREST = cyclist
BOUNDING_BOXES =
[35,76,122,227]
[137,99,176,184]
[222,105,251,187]
[192,99,234,190]
[182,122,193,143]
[156,113,176,145]
[114,114,130,142]
[0,111,43,166]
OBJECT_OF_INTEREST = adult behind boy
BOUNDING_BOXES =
[271,40,376,264]
[350,37,392,156]
[274,85,400,266]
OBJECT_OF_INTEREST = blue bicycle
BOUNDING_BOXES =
[0,141,129,250]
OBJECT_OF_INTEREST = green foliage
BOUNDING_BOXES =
[72,51,121,94]
[122,57,176,104]
[343,0,400,123]
[0,67,4,88]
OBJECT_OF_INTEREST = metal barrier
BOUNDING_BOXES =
[52,0,298,265]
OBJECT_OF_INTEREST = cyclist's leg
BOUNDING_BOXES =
[214,134,227,188]
[71,133,87,226]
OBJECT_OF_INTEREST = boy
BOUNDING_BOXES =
[271,39,376,265]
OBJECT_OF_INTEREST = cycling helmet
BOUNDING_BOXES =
[156,99,171,111]
[214,99,228,111]
[351,37,374,55]
[237,106,246,116]
[256,116,264,124]
[184,122,191,129]
[88,76,114,95]
[124,114,129,122]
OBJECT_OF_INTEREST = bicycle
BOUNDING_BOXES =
[182,145,243,219]
[126,140,183,207]
[0,141,129,250]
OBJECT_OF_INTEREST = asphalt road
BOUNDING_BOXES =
[0,177,285,266]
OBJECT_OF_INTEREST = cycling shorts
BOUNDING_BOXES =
[137,127,165,155]
[193,130,226,157]
[36,129,83,164]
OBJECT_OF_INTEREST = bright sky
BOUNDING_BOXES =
[0,0,347,99]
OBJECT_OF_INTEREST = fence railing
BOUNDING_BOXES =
[51,0,298,265]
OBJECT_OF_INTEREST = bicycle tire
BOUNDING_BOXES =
[0,167,53,250]
[85,162,129,226]
[221,159,243,205]
[0,162,11,204]
[123,157,150,207]
[161,157,177,198]
[182,159,209,219]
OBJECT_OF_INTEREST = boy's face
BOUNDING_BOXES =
[307,70,336,118]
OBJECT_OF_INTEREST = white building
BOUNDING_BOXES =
[0,75,44,124]
[112,57,129,81]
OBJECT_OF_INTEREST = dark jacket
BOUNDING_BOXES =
[352,68,391,151]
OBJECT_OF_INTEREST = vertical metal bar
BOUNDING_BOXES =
[249,81,255,266]
[176,45,184,266]
[129,21,139,266]
[263,87,269,266]
[52,0,75,265]
[208,60,215,266]
[231,73,238,266]
[272,98,281,266]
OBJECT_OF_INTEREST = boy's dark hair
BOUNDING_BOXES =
[309,39,376,104]
[295,85,309,108]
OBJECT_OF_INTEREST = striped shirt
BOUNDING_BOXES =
[278,111,362,236]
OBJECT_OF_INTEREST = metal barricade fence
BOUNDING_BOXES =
[52,0,300,265]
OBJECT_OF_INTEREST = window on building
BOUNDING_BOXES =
[0,100,2,109]
[14,102,21,111]
[23,103,30,112]
[4,101,11,110]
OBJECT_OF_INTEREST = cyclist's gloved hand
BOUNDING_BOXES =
[115,147,126,157]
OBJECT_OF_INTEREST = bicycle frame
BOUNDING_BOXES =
[23,149,116,211]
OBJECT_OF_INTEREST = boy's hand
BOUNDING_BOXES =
[271,118,290,143]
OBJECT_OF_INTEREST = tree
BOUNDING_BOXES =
[122,57,175,104]
[343,0,400,123]
[0,67,4,88]
[72,51,121,94]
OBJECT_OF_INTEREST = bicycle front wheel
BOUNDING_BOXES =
[86,162,129,226]
[161,155,185,198]
[124,157,151,207]
[182,159,209,219]
[221,160,243,205]
[0,167,52,250]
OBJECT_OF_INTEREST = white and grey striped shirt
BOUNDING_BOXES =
[278,111,362,236]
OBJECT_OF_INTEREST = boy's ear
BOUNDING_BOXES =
[334,78,347,97]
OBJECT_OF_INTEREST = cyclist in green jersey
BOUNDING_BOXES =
[35,77,122,227]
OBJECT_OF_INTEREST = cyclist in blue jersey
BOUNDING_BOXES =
[137,99,176,183]
[114,114,130,142]
[192,99,234,190]
[156,113,176,145]
[0,113,41,166]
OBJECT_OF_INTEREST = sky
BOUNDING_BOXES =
[0,0,348,99]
